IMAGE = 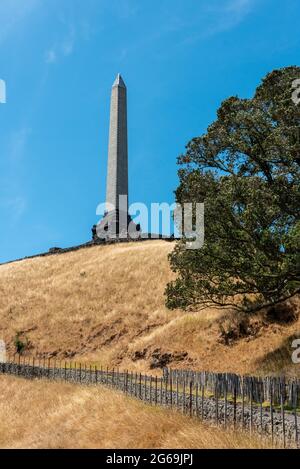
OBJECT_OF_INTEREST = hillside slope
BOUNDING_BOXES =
[0,375,269,448]
[0,241,299,376]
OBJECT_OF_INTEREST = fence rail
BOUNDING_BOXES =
[0,358,299,448]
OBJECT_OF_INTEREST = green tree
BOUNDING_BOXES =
[166,67,300,314]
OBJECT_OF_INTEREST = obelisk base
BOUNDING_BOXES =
[92,210,141,242]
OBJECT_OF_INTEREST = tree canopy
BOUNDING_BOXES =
[166,67,300,314]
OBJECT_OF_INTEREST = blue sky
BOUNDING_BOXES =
[0,0,299,262]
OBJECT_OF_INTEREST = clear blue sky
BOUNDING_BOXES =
[0,0,299,263]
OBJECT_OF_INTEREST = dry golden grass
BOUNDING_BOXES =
[0,375,270,449]
[0,240,299,376]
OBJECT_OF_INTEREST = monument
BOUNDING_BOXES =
[92,74,140,241]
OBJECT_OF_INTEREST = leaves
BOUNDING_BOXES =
[166,67,300,313]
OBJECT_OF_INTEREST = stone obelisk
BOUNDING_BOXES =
[106,73,128,214]
[93,74,140,240]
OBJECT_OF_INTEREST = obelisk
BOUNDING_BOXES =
[93,74,140,240]
[106,73,128,214]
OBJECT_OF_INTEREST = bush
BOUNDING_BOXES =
[218,312,257,345]
[266,300,299,324]
[14,333,29,355]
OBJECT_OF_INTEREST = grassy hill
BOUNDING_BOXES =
[0,375,269,449]
[0,240,299,376]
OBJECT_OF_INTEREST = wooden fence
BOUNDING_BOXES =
[0,357,299,449]
[164,368,300,407]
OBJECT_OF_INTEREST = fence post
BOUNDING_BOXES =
[270,381,274,446]
[224,377,228,429]
[116,367,118,387]
[241,376,244,429]
[139,373,142,399]
[170,376,173,408]
[260,380,263,436]
[160,376,163,405]
[135,372,138,397]
[183,380,186,414]
[144,374,147,401]
[155,376,158,405]
[233,381,237,429]
[281,378,286,449]
[129,371,132,395]
[165,374,168,407]
[294,384,298,448]
[150,376,152,405]
[250,378,253,436]
[189,381,193,417]
[215,379,219,425]
[125,370,128,393]
[201,383,204,419]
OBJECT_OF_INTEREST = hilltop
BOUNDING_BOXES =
[0,240,299,376]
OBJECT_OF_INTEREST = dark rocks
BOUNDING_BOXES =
[49,247,62,253]
[150,351,172,369]
[218,313,262,345]
[132,349,147,361]
[132,348,189,368]
[150,349,188,369]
